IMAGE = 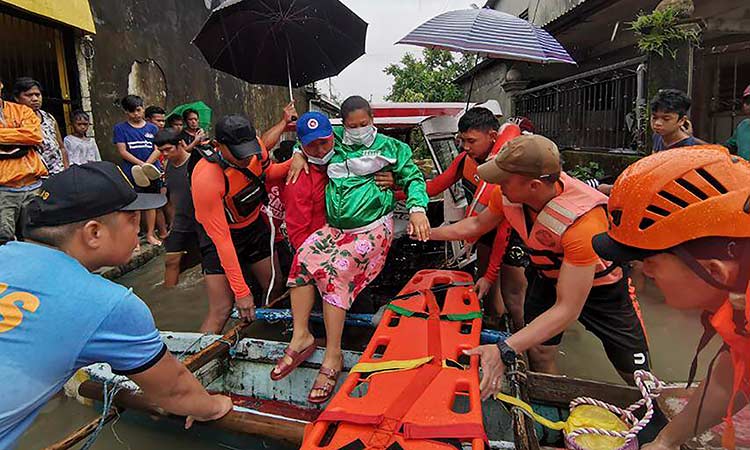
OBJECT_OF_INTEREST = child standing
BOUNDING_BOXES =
[63,111,101,165]
[113,95,163,245]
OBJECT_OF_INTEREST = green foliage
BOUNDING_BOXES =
[384,49,474,102]
[569,161,605,182]
[406,127,429,160]
[629,7,700,59]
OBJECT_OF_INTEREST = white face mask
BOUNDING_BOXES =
[343,124,377,147]
[305,148,334,166]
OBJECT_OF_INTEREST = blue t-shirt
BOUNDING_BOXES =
[0,242,165,449]
[652,133,698,152]
[112,121,161,182]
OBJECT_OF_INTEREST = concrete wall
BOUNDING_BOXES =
[465,62,511,116]
[84,0,304,161]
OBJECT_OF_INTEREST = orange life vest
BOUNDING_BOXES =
[501,172,623,286]
[704,299,750,450]
[201,141,269,228]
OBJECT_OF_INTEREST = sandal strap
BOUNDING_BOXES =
[284,347,302,358]
[311,376,337,395]
[318,366,339,378]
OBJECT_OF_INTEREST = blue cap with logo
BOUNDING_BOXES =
[296,111,333,146]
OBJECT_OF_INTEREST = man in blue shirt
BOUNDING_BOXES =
[0,162,232,449]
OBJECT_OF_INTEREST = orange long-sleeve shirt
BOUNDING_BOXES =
[192,146,290,299]
[0,100,47,187]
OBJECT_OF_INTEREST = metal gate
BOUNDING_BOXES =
[514,56,647,152]
[699,41,750,144]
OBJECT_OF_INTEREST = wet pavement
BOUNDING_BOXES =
[18,255,718,449]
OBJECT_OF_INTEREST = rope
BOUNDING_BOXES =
[567,370,665,441]
[215,333,242,358]
[495,370,665,445]
[79,379,126,450]
[177,333,210,362]
[265,208,276,307]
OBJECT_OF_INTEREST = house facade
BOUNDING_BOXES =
[459,0,750,155]
[0,0,331,160]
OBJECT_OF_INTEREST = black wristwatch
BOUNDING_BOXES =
[496,341,518,366]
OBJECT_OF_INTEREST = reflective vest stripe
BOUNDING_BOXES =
[546,200,578,221]
[536,210,568,236]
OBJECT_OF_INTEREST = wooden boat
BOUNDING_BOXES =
[61,331,746,450]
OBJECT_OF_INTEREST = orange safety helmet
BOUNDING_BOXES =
[594,145,750,261]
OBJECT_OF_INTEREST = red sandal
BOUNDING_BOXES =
[308,366,340,404]
[270,343,317,381]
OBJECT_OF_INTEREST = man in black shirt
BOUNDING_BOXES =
[155,130,201,286]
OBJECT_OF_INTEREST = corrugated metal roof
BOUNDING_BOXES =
[540,0,589,27]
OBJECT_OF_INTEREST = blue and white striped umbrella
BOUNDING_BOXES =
[397,8,575,65]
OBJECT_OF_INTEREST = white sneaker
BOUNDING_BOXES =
[141,163,163,181]
[131,165,150,187]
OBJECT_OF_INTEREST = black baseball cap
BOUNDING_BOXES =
[214,115,262,159]
[25,161,167,228]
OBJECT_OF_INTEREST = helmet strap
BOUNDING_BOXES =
[671,246,738,292]
[670,242,750,294]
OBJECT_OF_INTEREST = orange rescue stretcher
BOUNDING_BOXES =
[301,270,486,450]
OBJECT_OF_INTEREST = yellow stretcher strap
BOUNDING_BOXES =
[495,392,568,431]
[351,356,434,377]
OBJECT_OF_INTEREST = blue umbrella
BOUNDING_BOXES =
[397,7,576,65]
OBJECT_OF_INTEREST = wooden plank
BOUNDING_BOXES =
[182,322,247,371]
[45,321,251,450]
[527,371,641,408]
[77,381,306,445]
[43,409,120,450]
[510,357,541,450]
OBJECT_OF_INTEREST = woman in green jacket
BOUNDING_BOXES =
[270,96,430,403]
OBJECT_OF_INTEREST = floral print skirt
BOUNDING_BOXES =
[287,216,394,310]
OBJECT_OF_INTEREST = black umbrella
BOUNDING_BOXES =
[193,0,368,101]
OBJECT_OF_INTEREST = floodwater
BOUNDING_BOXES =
[18,255,719,450]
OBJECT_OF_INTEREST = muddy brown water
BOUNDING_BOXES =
[18,255,719,449]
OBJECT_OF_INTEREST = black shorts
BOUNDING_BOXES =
[164,230,202,271]
[165,230,200,253]
[135,180,163,194]
[502,228,529,268]
[200,218,273,275]
[524,272,650,374]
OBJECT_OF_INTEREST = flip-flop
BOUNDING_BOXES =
[270,342,317,381]
[308,366,340,404]
[131,165,150,187]
[141,163,163,180]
